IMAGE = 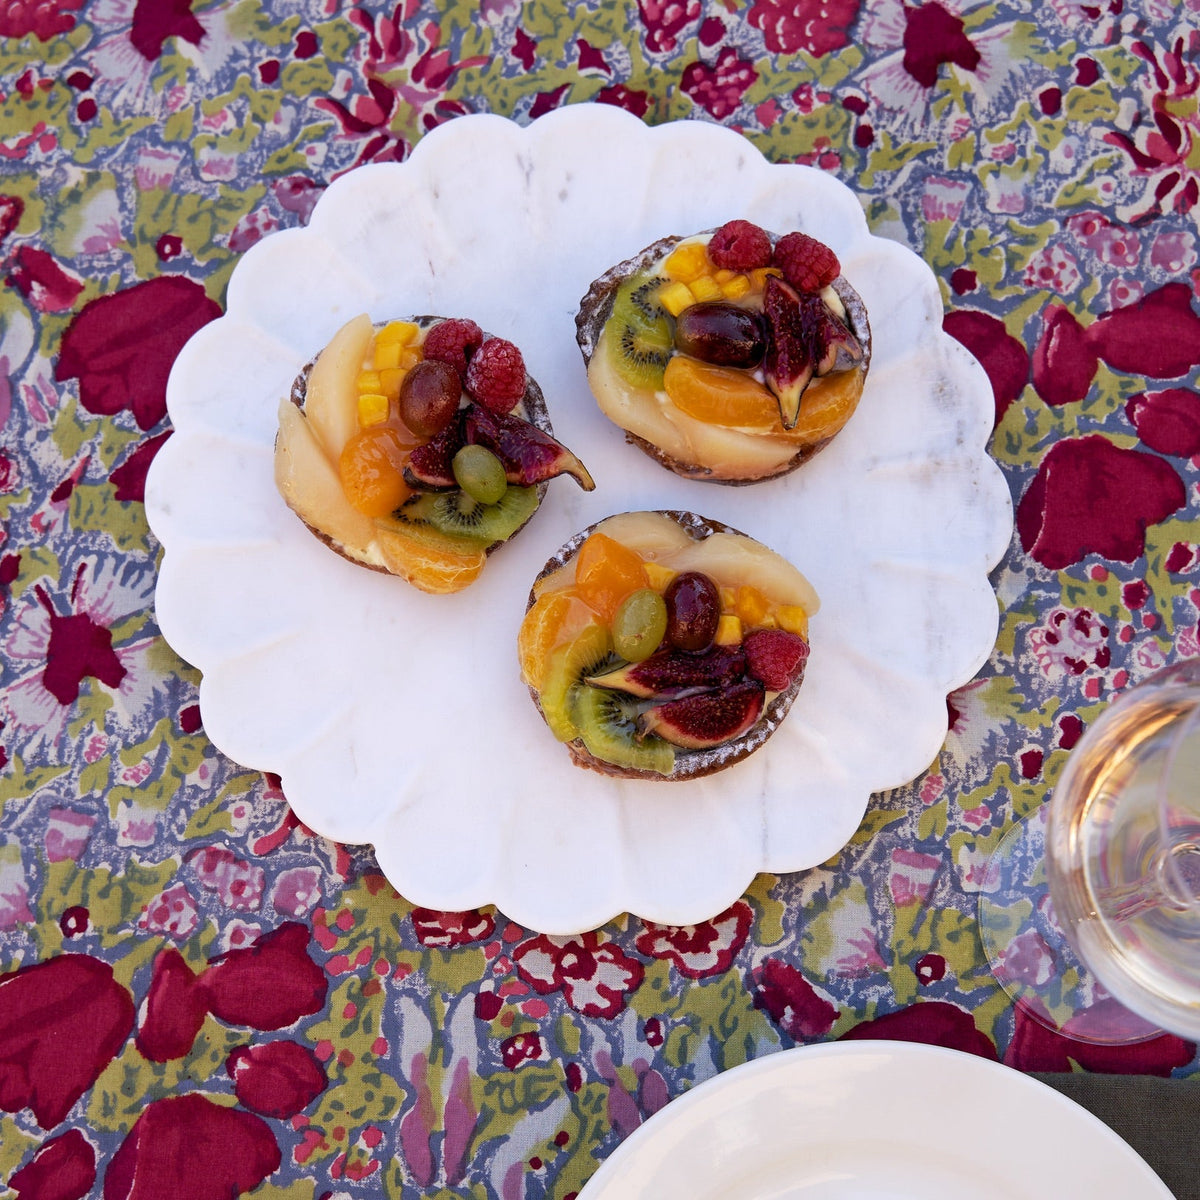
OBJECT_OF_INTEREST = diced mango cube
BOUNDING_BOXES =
[714,613,743,646]
[735,585,771,626]
[713,268,736,284]
[357,392,390,427]
[776,605,809,637]
[644,562,677,591]
[719,585,737,611]
[749,266,783,291]
[658,281,695,317]
[374,341,402,370]
[398,346,423,370]
[379,367,405,399]
[689,275,723,303]
[720,273,752,300]
[356,370,382,392]
[663,242,710,283]
[377,320,419,346]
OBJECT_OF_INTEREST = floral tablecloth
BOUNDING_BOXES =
[3,1,1200,1197]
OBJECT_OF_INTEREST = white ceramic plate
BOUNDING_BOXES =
[578,1042,1173,1199]
[147,105,1013,933]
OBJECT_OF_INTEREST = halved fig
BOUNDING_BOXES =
[586,645,747,699]
[402,411,466,490]
[807,293,864,377]
[639,679,765,750]
[465,405,596,491]
[763,277,815,429]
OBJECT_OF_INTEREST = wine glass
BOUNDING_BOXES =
[978,657,1200,1044]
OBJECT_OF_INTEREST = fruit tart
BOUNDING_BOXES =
[518,510,817,780]
[575,220,871,484]
[274,314,594,594]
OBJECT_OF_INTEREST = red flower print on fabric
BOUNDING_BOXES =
[681,47,757,119]
[0,954,135,1128]
[1087,283,1200,378]
[634,899,753,979]
[227,1040,327,1118]
[56,276,221,430]
[902,2,980,88]
[638,0,701,53]
[108,431,171,503]
[942,309,1030,425]
[0,0,85,40]
[839,1000,997,1059]
[595,83,652,118]
[1126,388,1200,457]
[748,0,860,56]
[10,1129,95,1200]
[751,958,839,1041]
[411,908,496,947]
[34,570,126,706]
[500,1031,546,1070]
[137,949,209,1062]
[104,1094,280,1200]
[1004,1000,1195,1074]
[5,246,83,312]
[129,0,204,61]
[1032,304,1097,407]
[1017,436,1186,569]
[513,932,644,1018]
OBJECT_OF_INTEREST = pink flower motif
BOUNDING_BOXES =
[270,867,322,917]
[889,848,942,905]
[411,908,496,947]
[188,846,264,911]
[1029,607,1111,678]
[5,246,83,313]
[680,47,757,119]
[1022,243,1082,295]
[920,175,970,222]
[0,847,33,930]
[513,932,643,1018]
[835,930,887,976]
[500,1031,546,1069]
[45,807,96,862]
[1108,277,1144,309]
[228,209,280,254]
[1150,229,1197,274]
[137,883,200,939]
[134,145,182,191]
[748,0,861,56]
[751,958,839,1041]
[995,929,1056,987]
[0,450,18,493]
[919,773,946,805]
[633,900,752,978]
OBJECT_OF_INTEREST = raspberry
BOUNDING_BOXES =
[707,220,773,271]
[773,232,840,292]
[464,337,526,413]
[422,318,482,379]
[743,628,808,691]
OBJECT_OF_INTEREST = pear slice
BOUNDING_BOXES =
[274,398,380,562]
[303,313,374,460]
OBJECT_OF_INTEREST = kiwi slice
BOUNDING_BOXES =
[605,275,673,391]
[573,685,675,776]
[540,623,613,741]
[397,485,538,545]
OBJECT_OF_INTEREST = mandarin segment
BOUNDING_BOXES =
[663,354,781,430]
[374,524,486,594]
[518,591,597,690]
[573,532,650,622]
[339,426,414,516]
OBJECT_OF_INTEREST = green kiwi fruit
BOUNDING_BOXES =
[396,484,538,545]
[605,274,674,391]
[573,684,675,776]
[539,623,614,741]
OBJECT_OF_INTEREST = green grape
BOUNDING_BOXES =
[612,588,668,663]
[452,445,508,505]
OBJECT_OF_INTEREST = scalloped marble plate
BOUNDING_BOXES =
[146,105,1013,934]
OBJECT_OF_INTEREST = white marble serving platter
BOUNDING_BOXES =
[146,105,1013,934]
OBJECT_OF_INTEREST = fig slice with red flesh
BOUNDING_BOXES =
[586,645,747,699]
[402,411,466,490]
[808,295,864,377]
[638,679,765,750]
[466,405,595,490]
[743,628,809,692]
[763,276,815,429]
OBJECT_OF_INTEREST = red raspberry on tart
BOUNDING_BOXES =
[575,221,870,485]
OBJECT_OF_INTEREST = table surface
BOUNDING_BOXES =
[2,2,1199,1197]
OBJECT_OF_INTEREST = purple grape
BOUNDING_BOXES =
[664,571,720,653]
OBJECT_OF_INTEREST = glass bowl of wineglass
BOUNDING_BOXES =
[979,657,1200,1044]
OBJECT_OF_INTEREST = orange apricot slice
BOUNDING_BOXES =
[573,532,649,623]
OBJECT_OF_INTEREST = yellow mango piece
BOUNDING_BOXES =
[663,242,710,283]
[357,392,389,427]
[356,370,382,392]
[689,275,723,303]
[749,267,783,291]
[379,367,405,399]
[713,268,736,284]
[658,281,695,317]
[398,346,423,370]
[374,341,402,370]
[377,320,419,346]
[644,561,677,592]
[720,274,752,300]
[714,613,742,646]
[776,605,809,637]
[719,585,737,611]
[735,584,771,626]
